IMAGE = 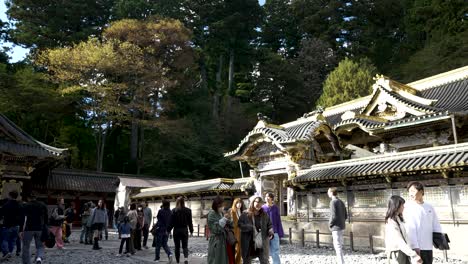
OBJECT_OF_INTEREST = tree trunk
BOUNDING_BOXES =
[228,49,234,93]
[96,126,108,172]
[130,118,139,161]
[136,126,144,175]
[199,56,208,92]
[212,54,224,121]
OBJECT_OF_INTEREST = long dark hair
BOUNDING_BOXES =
[385,195,405,223]
[176,196,185,209]
[248,196,264,217]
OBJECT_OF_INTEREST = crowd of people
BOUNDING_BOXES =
[0,180,449,264]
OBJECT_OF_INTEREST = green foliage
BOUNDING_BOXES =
[6,0,114,48]
[317,58,377,107]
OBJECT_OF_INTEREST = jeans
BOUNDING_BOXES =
[332,230,345,264]
[1,226,19,255]
[155,233,171,260]
[49,226,64,249]
[420,250,433,264]
[22,230,44,264]
[270,233,281,264]
[80,225,88,243]
[173,230,189,263]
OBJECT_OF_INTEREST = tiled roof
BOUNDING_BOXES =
[421,79,468,112]
[119,177,182,188]
[39,170,118,193]
[133,178,254,198]
[288,142,468,185]
[0,114,67,158]
[225,120,325,157]
[334,111,451,132]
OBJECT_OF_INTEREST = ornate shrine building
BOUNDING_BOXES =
[224,66,468,256]
[0,114,66,199]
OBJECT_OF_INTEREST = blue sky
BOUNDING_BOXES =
[1,0,266,62]
[0,1,29,62]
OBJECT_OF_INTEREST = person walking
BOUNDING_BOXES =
[154,200,173,263]
[0,190,22,259]
[79,202,92,244]
[117,216,131,257]
[169,196,194,264]
[48,197,65,250]
[385,195,422,264]
[328,187,347,264]
[207,196,230,264]
[404,181,443,264]
[263,192,284,264]
[89,200,108,250]
[19,194,48,264]
[142,202,152,249]
[230,198,245,264]
[238,196,274,264]
[127,203,138,255]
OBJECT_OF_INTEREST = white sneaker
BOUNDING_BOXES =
[168,255,173,264]
[36,257,42,264]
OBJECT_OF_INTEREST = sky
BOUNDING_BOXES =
[1,1,29,62]
[1,0,266,63]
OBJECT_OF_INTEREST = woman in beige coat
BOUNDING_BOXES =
[385,195,422,264]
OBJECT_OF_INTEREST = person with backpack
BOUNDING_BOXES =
[19,194,48,264]
[169,197,194,264]
[117,216,131,257]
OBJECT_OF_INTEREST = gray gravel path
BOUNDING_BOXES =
[3,230,466,263]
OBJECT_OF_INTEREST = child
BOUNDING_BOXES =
[117,216,132,256]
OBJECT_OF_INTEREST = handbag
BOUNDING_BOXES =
[390,220,411,264]
[225,226,237,246]
[252,216,262,249]
[389,250,411,264]
[433,232,450,250]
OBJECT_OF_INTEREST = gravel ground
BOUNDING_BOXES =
[3,230,466,264]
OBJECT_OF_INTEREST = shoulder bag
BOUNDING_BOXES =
[389,220,411,264]
[252,215,262,249]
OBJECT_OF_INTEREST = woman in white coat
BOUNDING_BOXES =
[385,195,422,264]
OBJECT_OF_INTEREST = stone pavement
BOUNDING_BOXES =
[4,229,208,264]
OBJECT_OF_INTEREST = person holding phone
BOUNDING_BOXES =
[238,196,274,264]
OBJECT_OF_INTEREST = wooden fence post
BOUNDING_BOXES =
[316,230,320,248]
[369,234,374,254]
[289,227,292,244]
[301,228,305,247]
[350,232,354,251]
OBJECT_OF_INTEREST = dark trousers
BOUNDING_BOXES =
[155,233,172,260]
[134,228,142,250]
[420,250,433,264]
[119,238,130,254]
[142,224,149,247]
[173,230,189,263]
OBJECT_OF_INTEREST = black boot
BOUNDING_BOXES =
[92,238,102,250]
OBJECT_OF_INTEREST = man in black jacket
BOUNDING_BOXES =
[20,194,48,264]
[0,190,22,259]
[328,187,347,264]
